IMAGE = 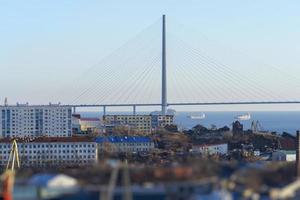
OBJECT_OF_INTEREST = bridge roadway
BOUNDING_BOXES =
[69,101,300,115]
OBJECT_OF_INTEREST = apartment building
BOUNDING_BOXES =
[151,115,174,129]
[0,103,72,137]
[72,114,103,135]
[103,115,152,134]
[0,137,98,167]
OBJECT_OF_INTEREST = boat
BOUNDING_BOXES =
[187,113,206,120]
[235,113,251,121]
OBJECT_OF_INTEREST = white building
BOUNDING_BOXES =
[272,150,296,162]
[0,103,72,137]
[191,143,228,155]
[0,137,98,167]
[96,136,155,153]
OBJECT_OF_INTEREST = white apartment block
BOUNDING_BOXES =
[0,103,72,138]
[0,137,98,167]
[103,115,152,134]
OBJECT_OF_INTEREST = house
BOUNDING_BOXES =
[72,114,103,135]
[191,143,228,155]
[272,150,296,162]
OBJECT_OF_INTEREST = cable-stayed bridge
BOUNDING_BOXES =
[61,15,300,114]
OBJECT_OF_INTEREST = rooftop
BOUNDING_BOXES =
[95,136,152,143]
[0,104,71,108]
[0,137,95,143]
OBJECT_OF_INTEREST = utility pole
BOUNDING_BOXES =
[161,14,167,115]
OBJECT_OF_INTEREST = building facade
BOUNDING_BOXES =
[0,104,72,138]
[103,114,174,134]
[96,136,155,153]
[151,115,174,129]
[0,137,98,167]
[72,114,103,135]
[103,115,152,134]
[272,150,296,162]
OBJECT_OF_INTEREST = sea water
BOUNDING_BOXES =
[79,111,300,135]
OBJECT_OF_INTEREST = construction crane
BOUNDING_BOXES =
[6,139,20,172]
[0,139,20,200]
[251,120,264,133]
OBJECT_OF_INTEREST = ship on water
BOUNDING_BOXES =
[235,113,251,121]
[187,113,206,120]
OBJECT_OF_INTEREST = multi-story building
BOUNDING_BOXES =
[151,115,174,129]
[96,136,155,153]
[0,103,72,137]
[103,115,152,134]
[0,137,98,167]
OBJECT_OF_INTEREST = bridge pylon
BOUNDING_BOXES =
[161,14,167,115]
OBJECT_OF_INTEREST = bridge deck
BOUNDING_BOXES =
[68,101,300,107]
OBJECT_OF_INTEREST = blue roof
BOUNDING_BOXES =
[95,136,151,143]
[29,173,57,186]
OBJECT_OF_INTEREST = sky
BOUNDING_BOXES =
[1,0,300,111]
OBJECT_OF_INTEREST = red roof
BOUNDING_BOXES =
[0,137,95,143]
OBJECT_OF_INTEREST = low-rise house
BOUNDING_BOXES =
[0,137,98,167]
[272,150,296,162]
[95,136,155,153]
[191,143,228,155]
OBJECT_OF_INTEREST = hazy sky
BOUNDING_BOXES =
[1,0,300,111]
